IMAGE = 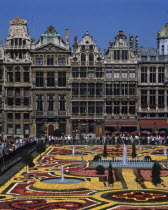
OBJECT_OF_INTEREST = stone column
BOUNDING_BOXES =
[156,88,158,110]
[147,89,150,109]
[31,119,36,137]
[66,118,71,135]
[147,67,150,84]
[164,89,167,112]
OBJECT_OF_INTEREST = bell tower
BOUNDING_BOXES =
[157,23,168,55]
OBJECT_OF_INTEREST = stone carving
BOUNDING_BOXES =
[10,17,27,25]
[4,52,12,62]
[9,25,28,38]
[23,52,31,61]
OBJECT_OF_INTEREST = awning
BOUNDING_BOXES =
[139,120,168,129]
[105,121,138,127]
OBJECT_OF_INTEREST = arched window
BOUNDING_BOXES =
[89,53,94,65]
[81,53,86,65]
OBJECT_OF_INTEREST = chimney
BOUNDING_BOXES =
[135,35,139,50]
[65,29,69,45]
[73,36,78,52]
[130,36,134,49]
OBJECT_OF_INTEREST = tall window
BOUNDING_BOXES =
[15,72,20,82]
[106,84,112,95]
[72,102,79,113]
[114,101,120,114]
[24,89,29,106]
[36,72,43,87]
[129,101,135,114]
[130,68,135,79]
[150,90,156,108]
[58,56,66,66]
[80,83,86,96]
[80,67,86,78]
[81,53,86,65]
[158,90,164,108]
[96,67,102,78]
[122,101,127,114]
[122,50,128,60]
[88,102,95,113]
[80,101,87,113]
[150,67,156,83]
[36,95,43,111]
[72,83,79,95]
[15,88,21,106]
[106,68,112,79]
[141,67,147,83]
[141,90,147,107]
[129,84,136,95]
[121,84,128,95]
[7,88,13,106]
[58,72,66,87]
[96,102,103,114]
[161,45,164,55]
[96,83,102,96]
[36,55,43,65]
[24,72,29,82]
[15,124,21,135]
[158,67,164,83]
[89,53,94,65]
[88,68,94,78]
[88,83,95,96]
[47,72,55,87]
[59,95,66,111]
[114,50,120,60]
[106,101,112,114]
[7,72,13,82]
[7,124,13,135]
[47,55,54,65]
[114,68,120,79]
[114,84,120,95]
[47,95,54,111]
[122,68,127,79]
[72,67,79,78]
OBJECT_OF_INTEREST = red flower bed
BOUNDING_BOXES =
[103,190,168,203]
[0,198,98,210]
[69,169,119,181]
[138,169,168,181]
[8,182,94,196]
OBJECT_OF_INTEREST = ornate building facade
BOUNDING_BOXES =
[1,17,168,139]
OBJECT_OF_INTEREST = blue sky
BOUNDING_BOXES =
[1,0,168,49]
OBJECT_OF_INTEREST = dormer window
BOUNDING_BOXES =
[161,45,164,55]
[81,53,86,65]
[58,56,66,66]
[89,53,94,66]
[81,45,85,51]
[114,50,120,60]
[89,45,93,51]
[122,50,128,60]
[36,55,43,65]
[47,55,54,65]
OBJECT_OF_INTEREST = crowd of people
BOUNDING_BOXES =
[0,137,37,157]
[98,134,168,145]
[0,132,168,158]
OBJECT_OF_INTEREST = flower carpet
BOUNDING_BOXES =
[0,145,168,209]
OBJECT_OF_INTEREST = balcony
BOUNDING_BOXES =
[81,61,86,66]
[89,61,94,66]
[58,111,66,116]
[47,111,56,116]
[36,111,43,116]
[4,44,32,49]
